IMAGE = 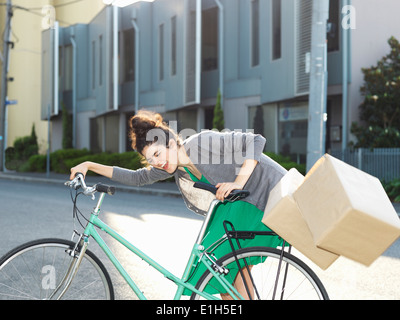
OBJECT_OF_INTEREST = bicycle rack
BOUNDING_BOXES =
[223,220,291,300]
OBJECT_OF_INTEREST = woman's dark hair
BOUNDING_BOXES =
[129,110,180,154]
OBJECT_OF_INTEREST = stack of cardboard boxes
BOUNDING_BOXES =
[263,154,400,270]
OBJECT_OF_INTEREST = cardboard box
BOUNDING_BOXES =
[294,154,400,266]
[262,168,339,270]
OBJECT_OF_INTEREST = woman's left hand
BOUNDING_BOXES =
[215,182,243,201]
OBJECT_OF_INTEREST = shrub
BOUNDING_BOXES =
[23,149,145,175]
[213,89,224,131]
[50,148,92,173]
[64,151,143,175]
[61,102,73,149]
[14,125,39,161]
[5,147,19,171]
[27,154,47,172]
[264,152,306,175]
[383,179,400,202]
[5,124,39,171]
[13,136,38,160]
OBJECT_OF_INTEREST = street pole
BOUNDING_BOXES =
[0,0,12,172]
[306,0,330,172]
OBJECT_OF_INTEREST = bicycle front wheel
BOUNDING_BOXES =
[191,247,329,300]
[0,238,114,300]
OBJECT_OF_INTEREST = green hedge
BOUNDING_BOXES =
[21,149,399,202]
[24,149,144,174]
[64,151,144,175]
[264,152,306,175]
[23,149,306,175]
[5,124,39,171]
[383,179,400,203]
[50,149,93,173]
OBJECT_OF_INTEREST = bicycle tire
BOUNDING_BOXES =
[190,246,329,300]
[0,238,114,300]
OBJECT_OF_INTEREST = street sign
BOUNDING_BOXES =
[5,99,17,105]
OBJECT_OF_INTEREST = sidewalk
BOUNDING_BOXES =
[0,171,181,198]
[1,170,400,216]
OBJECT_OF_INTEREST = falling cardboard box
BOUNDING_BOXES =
[262,168,339,270]
[293,154,400,266]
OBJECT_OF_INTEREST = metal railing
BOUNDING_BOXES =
[330,148,400,182]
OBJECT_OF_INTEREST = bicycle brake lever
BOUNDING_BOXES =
[65,177,80,190]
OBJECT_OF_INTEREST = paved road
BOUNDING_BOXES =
[0,178,202,300]
[1,178,399,299]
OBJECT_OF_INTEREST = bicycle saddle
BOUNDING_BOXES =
[193,181,250,201]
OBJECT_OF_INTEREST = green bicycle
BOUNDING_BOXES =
[0,174,329,300]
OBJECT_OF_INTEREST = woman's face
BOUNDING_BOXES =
[142,140,179,173]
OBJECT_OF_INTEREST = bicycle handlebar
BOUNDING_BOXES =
[65,173,247,201]
[95,183,116,195]
[193,181,250,201]
[65,173,116,196]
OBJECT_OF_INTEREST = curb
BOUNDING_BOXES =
[0,173,182,198]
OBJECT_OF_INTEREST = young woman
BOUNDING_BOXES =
[70,110,287,299]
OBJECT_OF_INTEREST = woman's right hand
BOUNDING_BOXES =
[69,161,113,180]
[70,161,90,180]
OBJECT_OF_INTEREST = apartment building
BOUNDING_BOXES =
[45,0,324,160]
[4,0,400,165]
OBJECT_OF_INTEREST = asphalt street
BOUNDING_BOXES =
[0,176,399,300]
[0,177,202,300]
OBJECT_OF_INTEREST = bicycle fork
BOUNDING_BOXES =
[47,233,89,300]
[49,191,106,300]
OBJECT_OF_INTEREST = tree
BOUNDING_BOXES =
[213,89,224,131]
[62,102,73,149]
[253,106,264,136]
[351,36,400,148]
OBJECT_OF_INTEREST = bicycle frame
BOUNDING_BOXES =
[76,193,244,300]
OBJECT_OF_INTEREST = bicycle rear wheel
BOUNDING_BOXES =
[190,246,329,300]
[0,238,114,300]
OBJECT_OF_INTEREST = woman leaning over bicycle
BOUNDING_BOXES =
[69,110,287,300]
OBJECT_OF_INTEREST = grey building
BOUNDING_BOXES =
[41,0,348,163]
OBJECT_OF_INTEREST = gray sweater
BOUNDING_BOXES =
[112,130,287,216]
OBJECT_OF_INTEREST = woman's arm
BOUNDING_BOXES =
[215,158,258,200]
[70,161,113,180]
[70,160,172,186]
[213,131,262,200]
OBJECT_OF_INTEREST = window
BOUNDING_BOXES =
[99,35,103,86]
[58,46,62,90]
[327,0,340,52]
[202,7,218,71]
[171,16,177,76]
[64,45,73,91]
[248,104,278,153]
[159,23,164,81]
[278,102,308,163]
[122,28,135,82]
[251,0,260,67]
[272,0,282,60]
[92,41,95,90]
